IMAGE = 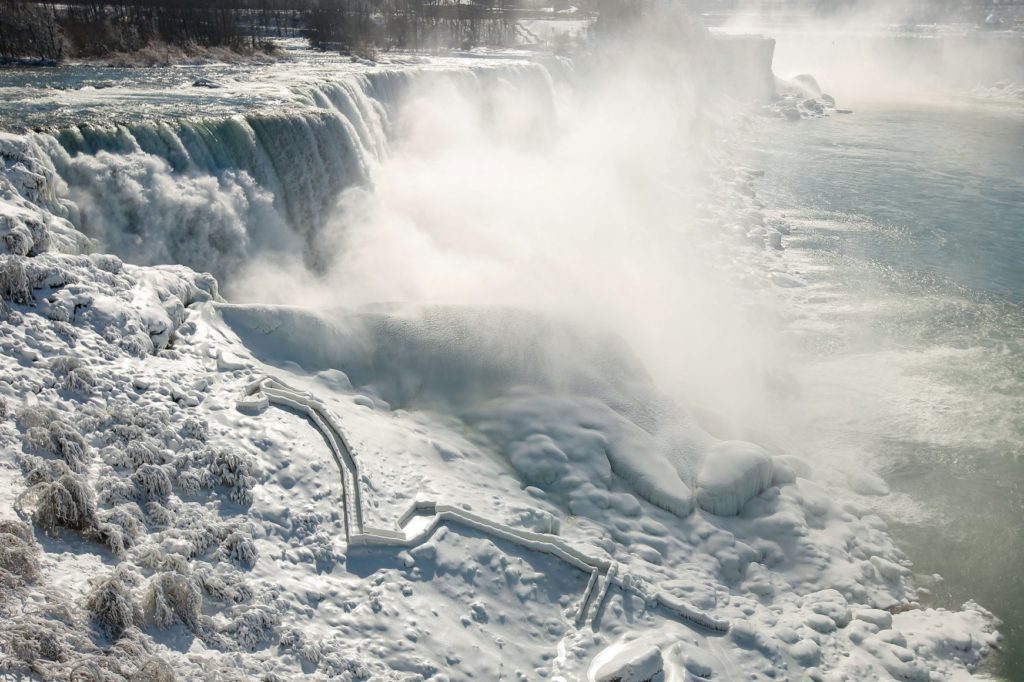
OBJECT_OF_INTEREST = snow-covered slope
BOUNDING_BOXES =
[0,246,999,680]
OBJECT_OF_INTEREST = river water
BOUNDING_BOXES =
[747,85,1024,681]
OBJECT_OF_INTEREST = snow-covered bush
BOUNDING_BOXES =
[85,567,143,640]
[100,503,147,540]
[195,564,252,604]
[0,519,40,590]
[222,603,280,650]
[49,355,83,376]
[0,255,33,304]
[29,473,99,535]
[143,572,202,631]
[17,451,70,485]
[20,417,91,473]
[180,416,208,443]
[208,448,256,505]
[22,425,54,453]
[221,530,258,569]
[17,404,55,429]
[131,657,176,682]
[96,474,137,505]
[175,469,205,497]
[48,419,90,472]
[96,521,131,556]
[3,615,70,666]
[131,464,173,502]
[124,440,165,468]
[144,501,176,529]
[65,366,97,394]
[135,544,190,574]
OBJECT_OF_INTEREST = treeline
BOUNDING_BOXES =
[0,0,301,61]
[0,0,535,62]
[308,0,518,52]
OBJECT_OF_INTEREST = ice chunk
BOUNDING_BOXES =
[696,440,774,516]
[593,644,663,682]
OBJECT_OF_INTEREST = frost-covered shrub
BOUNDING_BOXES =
[96,521,131,556]
[175,469,206,497]
[0,519,40,589]
[86,567,143,640]
[292,511,320,538]
[144,501,176,528]
[304,531,342,569]
[49,356,82,377]
[221,530,258,569]
[180,416,208,443]
[30,473,99,535]
[210,449,252,487]
[183,526,217,557]
[48,419,90,472]
[101,503,146,540]
[21,418,91,472]
[209,448,255,505]
[0,256,33,305]
[132,657,176,682]
[4,616,69,665]
[65,367,97,394]
[51,320,78,342]
[123,440,164,468]
[143,572,202,631]
[17,451,71,485]
[121,331,155,357]
[0,395,8,418]
[96,474,137,505]
[196,565,253,605]
[18,404,55,430]
[222,604,280,650]
[22,425,54,453]
[131,464,172,502]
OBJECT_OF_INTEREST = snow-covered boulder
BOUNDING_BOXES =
[696,440,774,516]
[593,644,664,682]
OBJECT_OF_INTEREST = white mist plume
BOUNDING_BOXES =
[229,20,789,438]
[722,0,1024,102]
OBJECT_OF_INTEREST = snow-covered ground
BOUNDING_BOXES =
[0,43,1004,681]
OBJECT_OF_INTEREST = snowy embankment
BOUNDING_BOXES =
[0,62,1002,681]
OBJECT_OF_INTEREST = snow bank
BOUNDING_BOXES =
[592,643,663,682]
[219,303,703,517]
[695,440,774,516]
[0,133,92,257]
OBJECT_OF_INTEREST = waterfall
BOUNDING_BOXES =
[0,62,557,284]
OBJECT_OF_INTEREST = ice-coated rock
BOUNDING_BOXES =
[696,440,774,516]
[593,644,663,682]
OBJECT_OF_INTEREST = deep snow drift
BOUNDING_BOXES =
[0,36,1004,682]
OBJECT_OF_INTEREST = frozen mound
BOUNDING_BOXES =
[592,642,663,682]
[0,133,92,257]
[218,302,706,518]
[218,302,697,428]
[0,252,217,357]
[695,440,774,516]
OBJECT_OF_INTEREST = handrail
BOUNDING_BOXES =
[238,374,729,633]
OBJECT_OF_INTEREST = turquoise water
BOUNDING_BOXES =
[749,98,1024,680]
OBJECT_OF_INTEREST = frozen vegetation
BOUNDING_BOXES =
[0,31,1007,682]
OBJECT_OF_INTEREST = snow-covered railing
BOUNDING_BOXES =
[238,374,730,633]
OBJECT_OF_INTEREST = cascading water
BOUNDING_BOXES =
[1,62,558,283]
